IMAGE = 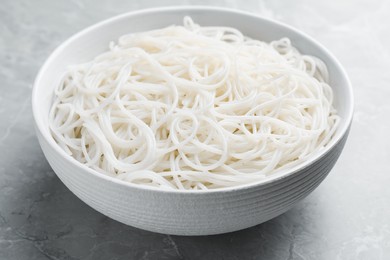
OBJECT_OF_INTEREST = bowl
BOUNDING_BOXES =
[32,6,353,236]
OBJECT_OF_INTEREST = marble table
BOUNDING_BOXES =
[1,0,389,259]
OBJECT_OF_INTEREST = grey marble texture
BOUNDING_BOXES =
[1,0,389,259]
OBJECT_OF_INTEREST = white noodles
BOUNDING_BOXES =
[49,17,340,190]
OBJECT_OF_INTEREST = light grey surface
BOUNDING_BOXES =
[0,0,389,259]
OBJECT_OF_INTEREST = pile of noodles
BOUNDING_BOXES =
[49,17,340,190]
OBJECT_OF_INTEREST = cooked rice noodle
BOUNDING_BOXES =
[49,17,340,190]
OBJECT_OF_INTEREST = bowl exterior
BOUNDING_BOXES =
[33,6,353,236]
[36,127,349,235]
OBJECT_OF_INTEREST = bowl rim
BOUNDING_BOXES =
[32,5,354,194]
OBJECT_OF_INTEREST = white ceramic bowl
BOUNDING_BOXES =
[32,6,353,236]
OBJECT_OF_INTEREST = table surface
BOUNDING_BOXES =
[1,0,389,259]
